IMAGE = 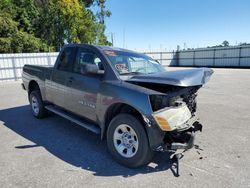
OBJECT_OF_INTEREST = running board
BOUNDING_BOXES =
[45,105,101,134]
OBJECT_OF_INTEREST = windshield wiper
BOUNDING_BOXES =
[120,72,144,75]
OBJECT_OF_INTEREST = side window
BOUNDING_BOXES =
[57,47,75,71]
[73,48,104,74]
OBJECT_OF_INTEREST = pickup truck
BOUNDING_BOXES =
[22,44,213,168]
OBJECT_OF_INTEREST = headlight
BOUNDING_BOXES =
[153,105,192,131]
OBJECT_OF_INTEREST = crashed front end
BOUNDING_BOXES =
[149,86,203,152]
[127,68,213,152]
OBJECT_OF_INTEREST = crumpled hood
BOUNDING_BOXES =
[127,68,213,87]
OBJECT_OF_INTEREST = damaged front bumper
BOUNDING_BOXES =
[155,120,202,152]
[150,103,203,152]
[143,101,203,152]
[167,121,202,150]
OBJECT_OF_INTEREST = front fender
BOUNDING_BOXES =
[96,81,165,149]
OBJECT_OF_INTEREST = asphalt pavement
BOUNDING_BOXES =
[0,68,249,188]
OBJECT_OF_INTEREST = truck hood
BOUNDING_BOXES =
[126,68,213,87]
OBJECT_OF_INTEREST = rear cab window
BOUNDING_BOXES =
[56,47,76,72]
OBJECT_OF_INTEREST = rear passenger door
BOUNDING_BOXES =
[64,47,103,121]
[46,47,76,108]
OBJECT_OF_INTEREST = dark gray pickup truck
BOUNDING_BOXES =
[22,44,213,168]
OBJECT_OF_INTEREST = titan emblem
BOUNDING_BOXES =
[78,100,96,109]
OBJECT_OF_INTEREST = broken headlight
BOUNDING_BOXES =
[152,105,192,131]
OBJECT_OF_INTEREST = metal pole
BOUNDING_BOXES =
[47,55,51,66]
[213,49,216,66]
[111,33,114,46]
[238,47,242,67]
[176,50,179,67]
[12,56,17,81]
[123,28,125,48]
[160,51,163,64]
[193,51,195,66]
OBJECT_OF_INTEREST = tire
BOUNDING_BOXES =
[29,90,47,118]
[107,114,154,168]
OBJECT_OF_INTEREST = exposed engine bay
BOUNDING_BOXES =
[127,81,200,114]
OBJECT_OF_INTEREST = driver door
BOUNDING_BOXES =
[64,47,103,121]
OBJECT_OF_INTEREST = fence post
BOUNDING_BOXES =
[238,47,242,67]
[176,50,179,66]
[193,51,195,66]
[213,49,216,66]
[160,51,163,64]
[47,55,51,66]
[12,56,17,81]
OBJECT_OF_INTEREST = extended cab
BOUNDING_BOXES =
[22,44,213,168]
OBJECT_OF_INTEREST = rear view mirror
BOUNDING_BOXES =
[81,64,104,75]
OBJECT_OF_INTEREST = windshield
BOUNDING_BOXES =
[103,50,165,75]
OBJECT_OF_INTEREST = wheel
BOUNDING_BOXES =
[107,114,154,168]
[29,90,47,118]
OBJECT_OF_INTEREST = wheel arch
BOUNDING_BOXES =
[102,103,147,139]
[28,80,40,96]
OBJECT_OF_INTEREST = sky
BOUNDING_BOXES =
[104,0,250,51]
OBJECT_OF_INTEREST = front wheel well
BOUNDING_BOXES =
[28,80,40,96]
[103,103,146,138]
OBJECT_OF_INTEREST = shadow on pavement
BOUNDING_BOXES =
[0,105,178,177]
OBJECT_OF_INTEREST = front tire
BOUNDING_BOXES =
[29,90,47,118]
[107,114,154,168]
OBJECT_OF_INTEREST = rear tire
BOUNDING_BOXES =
[29,90,47,118]
[107,114,154,168]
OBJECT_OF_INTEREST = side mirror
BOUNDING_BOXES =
[81,64,104,75]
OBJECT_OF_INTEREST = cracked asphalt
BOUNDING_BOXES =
[0,68,250,188]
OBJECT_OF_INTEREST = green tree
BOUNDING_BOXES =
[35,0,111,50]
[0,0,111,53]
[0,14,18,37]
[95,0,111,45]
[35,0,95,49]
[10,0,39,33]
[222,40,229,47]
[0,13,50,53]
